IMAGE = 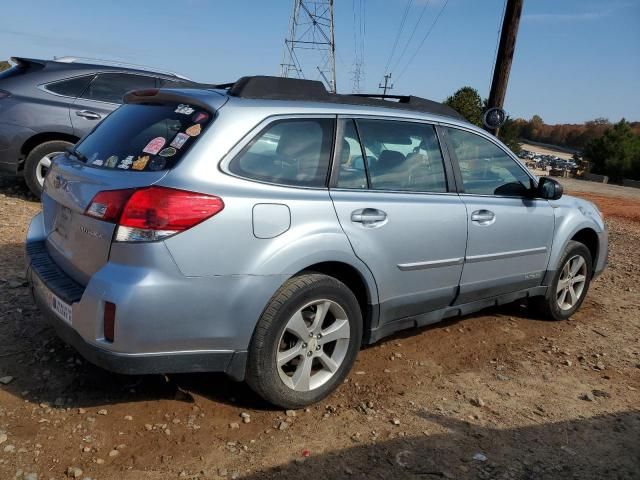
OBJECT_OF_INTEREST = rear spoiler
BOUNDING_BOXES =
[9,57,47,69]
[123,88,225,113]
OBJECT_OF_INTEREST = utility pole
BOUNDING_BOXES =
[378,73,393,96]
[487,0,524,134]
[281,0,337,93]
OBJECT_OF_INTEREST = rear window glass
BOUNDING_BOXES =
[74,103,212,172]
[229,118,334,187]
[45,75,93,97]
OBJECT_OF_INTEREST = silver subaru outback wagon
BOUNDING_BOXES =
[26,76,607,408]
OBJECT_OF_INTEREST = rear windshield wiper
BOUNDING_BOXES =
[65,146,87,163]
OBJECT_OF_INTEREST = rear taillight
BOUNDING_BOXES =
[85,189,135,222]
[0,90,11,99]
[85,186,224,242]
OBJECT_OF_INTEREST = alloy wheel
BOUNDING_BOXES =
[35,152,62,187]
[277,299,351,392]
[556,254,587,311]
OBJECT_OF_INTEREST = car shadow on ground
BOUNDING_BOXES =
[236,411,640,479]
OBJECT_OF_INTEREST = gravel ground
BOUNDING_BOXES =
[0,175,638,480]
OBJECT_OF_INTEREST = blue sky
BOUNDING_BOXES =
[1,0,639,124]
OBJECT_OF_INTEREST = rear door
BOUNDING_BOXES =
[43,100,216,285]
[441,126,555,303]
[70,72,156,136]
[330,117,468,325]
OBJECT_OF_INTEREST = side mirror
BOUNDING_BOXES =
[537,177,563,200]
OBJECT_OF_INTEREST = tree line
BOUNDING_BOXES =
[444,86,640,181]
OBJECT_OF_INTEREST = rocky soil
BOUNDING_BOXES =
[0,175,638,480]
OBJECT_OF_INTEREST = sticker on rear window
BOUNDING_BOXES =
[132,155,150,171]
[192,111,209,123]
[185,124,201,137]
[105,155,119,168]
[170,132,189,149]
[175,104,195,115]
[143,137,166,155]
[148,157,166,171]
[159,147,176,157]
[92,159,104,166]
[117,155,134,169]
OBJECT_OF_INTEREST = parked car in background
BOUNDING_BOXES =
[25,76,608,408]
[0,56,197,196]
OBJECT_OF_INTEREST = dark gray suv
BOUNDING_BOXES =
[0,56,196,196]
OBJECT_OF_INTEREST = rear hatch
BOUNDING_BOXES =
[42,93,220,285]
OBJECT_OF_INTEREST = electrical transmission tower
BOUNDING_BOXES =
[280,0,337,93]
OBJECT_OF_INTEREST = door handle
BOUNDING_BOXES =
[75,110,101,120]
[351,208,387,226]
[471,209,495,225]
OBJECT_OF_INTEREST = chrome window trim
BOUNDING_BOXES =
[330,114,452,195]
[38,74,97,99]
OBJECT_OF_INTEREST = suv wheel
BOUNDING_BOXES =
[532,240,593,320]
[246,273,362,408]
[24,140,73,197]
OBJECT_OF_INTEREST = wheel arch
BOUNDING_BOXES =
[19,132,79,170]
[570,227,599,272]
[295,260,377,342]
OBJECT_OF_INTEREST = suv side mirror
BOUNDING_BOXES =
[537,177,563,200]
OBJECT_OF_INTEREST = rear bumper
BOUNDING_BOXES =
[31,286,246,377]
[25,213,286,380]
[0,121,33,174]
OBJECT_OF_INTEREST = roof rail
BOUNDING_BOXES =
[52,56,191,80]
[213,76,464,121]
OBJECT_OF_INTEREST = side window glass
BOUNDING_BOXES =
[355,119,448,193]
[229,118,334,187]
[336,120,368,189]
[81,73,156,104]
[446,128,532,196]
[45,75,93,97]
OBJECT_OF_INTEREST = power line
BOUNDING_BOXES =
[383,0,413,75]
[395,0,449,83]
[389,0,430,76]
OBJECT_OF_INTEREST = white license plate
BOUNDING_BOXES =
[35,275,73,325]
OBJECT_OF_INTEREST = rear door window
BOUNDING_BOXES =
[74,103,212,172]
[81,73,157,104]
[353,119,448,193]
[229,118,335,187]
[45,75,94,97]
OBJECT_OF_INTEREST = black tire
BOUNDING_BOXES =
[24,140,73,198]
[531,240,593,320]
[246,273,363,408]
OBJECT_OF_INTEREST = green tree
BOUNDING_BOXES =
[498,116,522,154]
[583,119,640,181]
[0,61,10,73]
[444,87,483,127]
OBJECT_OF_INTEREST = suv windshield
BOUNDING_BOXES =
[74,103,212,172]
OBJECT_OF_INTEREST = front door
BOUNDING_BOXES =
[330,118,468,325]
[442,126,555,304]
